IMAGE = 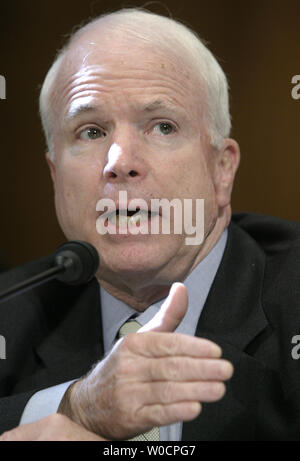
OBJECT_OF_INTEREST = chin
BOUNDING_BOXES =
[103,241,172,273]
[87,231,183,274]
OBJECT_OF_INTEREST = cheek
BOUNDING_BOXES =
[56,153,102,200]
[55,167,83,205]
[166,148,213,197]
[168,148,218,229]
[53,160,101,234]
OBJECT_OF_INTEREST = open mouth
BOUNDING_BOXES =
[106,207,159,226]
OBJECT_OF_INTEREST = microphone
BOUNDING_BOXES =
[54,241,99,284]
[0,241,99,305]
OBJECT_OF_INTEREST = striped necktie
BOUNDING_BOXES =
[118,319,160,441]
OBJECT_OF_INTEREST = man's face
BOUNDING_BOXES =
[47,30,230,289]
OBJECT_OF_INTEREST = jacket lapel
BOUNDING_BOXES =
[182,222,269,440]
[33,277,104,387]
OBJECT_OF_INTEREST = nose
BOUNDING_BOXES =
[103,128,148,183]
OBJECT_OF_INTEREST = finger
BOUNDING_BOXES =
[137,401,202,427]
[138,380,226,405]
[139,283,188,333]
[125,331,223,359]
[134,356,233,382]
[0,422,40,441]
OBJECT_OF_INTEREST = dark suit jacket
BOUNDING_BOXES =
[0,213,300,440]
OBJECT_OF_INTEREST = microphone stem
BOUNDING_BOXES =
[0,264,66,305]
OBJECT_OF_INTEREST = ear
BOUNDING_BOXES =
[213,138,240,208]
[46,152,56,190]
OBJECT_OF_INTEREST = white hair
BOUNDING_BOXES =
[39,8,231,159]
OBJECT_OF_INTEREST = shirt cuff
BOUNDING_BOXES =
[19,380,76,425]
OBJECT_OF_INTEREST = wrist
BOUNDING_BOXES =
[57,379,91,429]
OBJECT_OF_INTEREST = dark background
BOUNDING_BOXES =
[0,0,299,269]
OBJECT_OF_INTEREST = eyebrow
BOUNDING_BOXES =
[66,99,181,122]
[142,100,178,112]
[66,104,98,121]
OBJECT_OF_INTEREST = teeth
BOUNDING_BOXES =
[108,210,150,226]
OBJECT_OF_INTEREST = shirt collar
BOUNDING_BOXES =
[100,229,228,352]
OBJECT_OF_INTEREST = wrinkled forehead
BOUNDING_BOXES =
[50,26,205,122]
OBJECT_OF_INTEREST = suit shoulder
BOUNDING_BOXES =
[231,212,300,309]
[0,255,54,287]
[232,212,300,255]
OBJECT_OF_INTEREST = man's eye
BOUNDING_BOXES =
[79,127,106,140]
[153,122,175,135]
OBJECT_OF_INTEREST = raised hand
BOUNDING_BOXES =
[58,283,233,440]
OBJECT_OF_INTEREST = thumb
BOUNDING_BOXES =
[139,282,188,333]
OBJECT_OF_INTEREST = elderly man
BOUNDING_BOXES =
[0,8,299,441]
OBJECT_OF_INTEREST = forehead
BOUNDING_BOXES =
[64,24,194,75]
[51,28,204,122]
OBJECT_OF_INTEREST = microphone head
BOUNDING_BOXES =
[54,241,99,285]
